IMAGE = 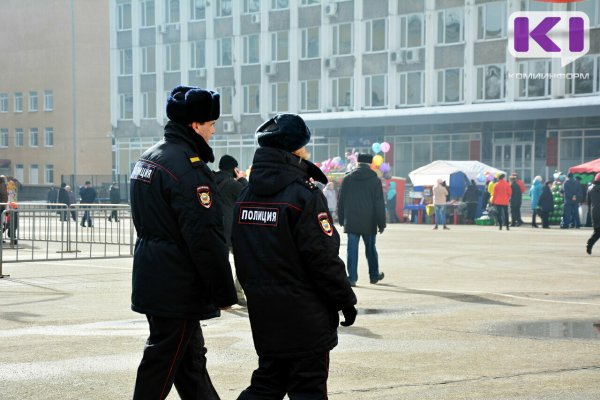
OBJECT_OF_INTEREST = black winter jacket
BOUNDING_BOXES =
[213,170,248,248]
[588,183,600,228]
[337,164,386,235]
[538,185,554,213]
[231,147,357,358]
[130,121,237,320]
[510,181,522,207]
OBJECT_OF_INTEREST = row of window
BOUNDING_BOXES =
[118,0,600,32]
[12,164,54,185]
[0,127,54,148]
[116,55,600,120]
[0,90,54,113]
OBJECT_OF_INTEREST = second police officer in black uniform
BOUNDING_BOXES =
[232,114,358,400]
[130,85,237,400]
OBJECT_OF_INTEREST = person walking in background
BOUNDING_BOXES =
[65,185,77,222]
[130,85,237,400]
[386,181,400,223]
[0,175,8,204]
[492,173,512,231]
[214,154,248,306]
[79,181,97,228]
[231,113,357,400]
[323,181,338,221]
[509,175,523,227]
[57,182,71,222]
[586,173,600,255]
[338,153,386,286]
[108,182,121,222]
[561,173,579,229]
[538,180,555,229]
[529,176,542,228]
[462,179,481,224]
[432,178,449,230]
[46,186,58,209]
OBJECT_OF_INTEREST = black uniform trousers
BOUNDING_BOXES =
[133,315,220,400]
[587,227,600,252]
[237,352,330,400]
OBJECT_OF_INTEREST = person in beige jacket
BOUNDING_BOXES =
[432,179,449,230]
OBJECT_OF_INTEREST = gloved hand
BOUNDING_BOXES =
[340,305,357,327]
[378,226,385,234]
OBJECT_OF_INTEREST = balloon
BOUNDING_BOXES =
[380,162,390,173]
[476,173,485,183]
[380,142,390,153]
[332,156,341,164]
[373,155,384,167]
[314,162,321,168]
[371,142,381,153]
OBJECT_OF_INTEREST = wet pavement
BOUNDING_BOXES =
[1,223,599,399]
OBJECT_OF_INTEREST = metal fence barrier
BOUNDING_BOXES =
[0,203,134,277]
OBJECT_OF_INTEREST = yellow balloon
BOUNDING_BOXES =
[373,155,384,167]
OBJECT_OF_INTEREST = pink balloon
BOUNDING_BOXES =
[380,142,390,153]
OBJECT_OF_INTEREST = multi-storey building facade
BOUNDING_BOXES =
[110,0,600,183]
[0,0,112,190]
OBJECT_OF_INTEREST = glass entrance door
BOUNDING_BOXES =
[493,142,534,184]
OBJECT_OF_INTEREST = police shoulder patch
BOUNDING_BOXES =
[197,185,212,208]
[317,212,333,237]
[131,161,156,183]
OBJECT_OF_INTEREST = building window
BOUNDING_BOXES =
[364,75,387,108]
[476,64,505,101]
[271,0,289,10]
[332,77,353,108]
[15,129,24,147]
[243,35,260,64]
[29,91,38,112]
[437,68,464,104]
[300,80,319,111]
[437,8,464,44]
[300,0,319,5]
[44,127,54,147]
[191,40,206,69]
[477,2,505,40]
[365,18,387,53]
[244,0,260,13]
[216,0,232,17]
[142,92,156,119]
[301,27,319,59]
[15,164,23,182]
[332,23,352,55]
[0,93,7,112]
[271,31,289,62]
[217,86,233,115]
[30,164,39,184]
[117,2,132,31]
[522,0,550,12]
[400,14,425,48]
[0,129,8,147]
[565,55,597,95]
[141,46,156,73]
[165,43,180,71]
[399,71,424,106]
[271,82,289,113]
[518,60,551,99]
[44,90,53,111]
[119,49,133,75]
[216,38,232,66]
[166,0,180,23]
[45,165,54,184]
[141,0,155,27]
[190,0,206,20]
[29,128,39,147]
[569,1,599,27]
[119,93,134,120]
[243,84,260,114]
[14,92,23,112]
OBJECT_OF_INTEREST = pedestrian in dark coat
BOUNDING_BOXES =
[130,85,237,400]
[510,176,523,226]
[462,179,481,223]
[79,181,97,227]
[586,173,600,255]
[538,180,555,228]
[108,183,121,222]
[232,114,357,400]
[57,182,71,222]
[338,153,386,285]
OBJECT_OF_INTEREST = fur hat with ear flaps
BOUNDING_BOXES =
[256,114,311,152]
[166,86,220,125]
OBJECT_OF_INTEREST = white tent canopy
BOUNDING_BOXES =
[408,160,506,187]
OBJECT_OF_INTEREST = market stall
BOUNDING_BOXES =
[568,158,600,184]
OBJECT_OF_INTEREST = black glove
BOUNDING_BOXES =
[378,226,385,234]
[340,305,357,327]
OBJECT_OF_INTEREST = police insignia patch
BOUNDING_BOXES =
[197,186,212,208]
[318,212,333,237]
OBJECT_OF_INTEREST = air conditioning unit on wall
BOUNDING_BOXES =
[251,13,260,24]
[324,57,337,69]
[222,121,234,133]
[265,63,277,76]
[194,68,206,78]
[404,48,420,64]
[324,3,337,17]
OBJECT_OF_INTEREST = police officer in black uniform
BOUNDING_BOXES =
[130,85,237,400]
[232,114,357,400]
